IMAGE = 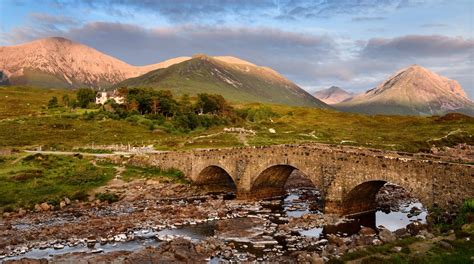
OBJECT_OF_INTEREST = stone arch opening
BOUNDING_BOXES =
[342,181,427,219]
[250,165,299,198]
[195,165,237,192]
[248,164,320,199]
[342,180,387,215]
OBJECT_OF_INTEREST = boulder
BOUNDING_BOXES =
[60,201,67,209]
[18,208,27,217]
[378,228,396,243]
[327,234,344,246]
[40,203,50,211]
[359,226,376,236]
[406,221,426,236]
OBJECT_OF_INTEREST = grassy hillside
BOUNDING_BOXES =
[115,55,326,108]
[0,86,472,153]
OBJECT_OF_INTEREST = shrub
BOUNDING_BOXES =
[95,192,120,203]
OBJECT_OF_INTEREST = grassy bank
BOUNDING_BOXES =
[0,153,115,211]
[121,165,190,184]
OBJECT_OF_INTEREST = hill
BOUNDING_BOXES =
[313,86,353,104]
[336,65,474,116]
[115,54,327,108]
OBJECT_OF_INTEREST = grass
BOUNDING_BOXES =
[121,165,190,184]
[0,153,115,211]
[1,87,472,153]
[330,236,474,264]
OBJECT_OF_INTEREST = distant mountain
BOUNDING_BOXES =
[115,54,327,108]
[336,65,474,116]
[0,37,188,88]
[313,86,353,104]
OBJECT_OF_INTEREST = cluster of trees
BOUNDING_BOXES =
[91,88,237,132]
[48,88,96,109]
[48,87,277,133]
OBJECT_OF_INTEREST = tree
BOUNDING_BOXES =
[179,94,192,114]
[48,96,59,109]
[76,88,96,108]
[62,95,70,107]
[195,93,230,115]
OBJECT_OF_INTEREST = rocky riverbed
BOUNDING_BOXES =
[0,180,430,263]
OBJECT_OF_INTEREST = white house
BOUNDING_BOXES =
[96,90,125,105]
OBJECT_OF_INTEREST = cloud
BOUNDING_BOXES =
[361,35,474,59]
[352,16,386,22]
[275,0,438,20]
[45,0,442,23]
[420,23,449,28]
[50,0,276,23]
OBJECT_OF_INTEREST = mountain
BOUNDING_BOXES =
[313,86,353,104]
[336,65,474,116]
[115,54,327,108]
[0,37,188,88]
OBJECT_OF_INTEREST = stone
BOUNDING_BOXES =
[18,208,27,217]
[392,246,402,252]
[372,239,383,246]
[378,228,396,243]
[40,203,50,211]
[34,204,42,212]
[393,228,409,238]
[64,197,71,205]
[406,221,426,236]
[60,201,67,209]
[438,240,453,250]
[419,230,434,239]
[359,226,376,236]
[327,234,344,247]
[268,128,276,133]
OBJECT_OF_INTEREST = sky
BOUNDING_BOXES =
[0,0,473,97]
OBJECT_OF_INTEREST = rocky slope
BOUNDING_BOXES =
[0,37,188,88]
[336,65,474,116]
[313,86,353,104]
[116,54,327,108]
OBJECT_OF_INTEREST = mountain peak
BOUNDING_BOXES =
[336,65,474,116]
[314,86,353,104]
[192,53,213,60]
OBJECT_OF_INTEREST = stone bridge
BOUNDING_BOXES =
[124,143,473,215]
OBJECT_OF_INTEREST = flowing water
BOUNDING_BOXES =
[2,188,427,262]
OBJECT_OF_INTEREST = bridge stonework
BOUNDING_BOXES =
[125,144,473,215]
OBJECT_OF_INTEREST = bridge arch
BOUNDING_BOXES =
[326,173,433,215]
[246,164,319,199]
[194,165,237,192]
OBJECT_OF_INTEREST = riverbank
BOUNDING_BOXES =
[2,177,471,263]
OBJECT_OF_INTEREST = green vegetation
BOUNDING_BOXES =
[95,191,120,203]
[76,88,96,108]
[0,86,472,153]
[121,165,189,184]
[73,148,114,154]
[0,153,115,211]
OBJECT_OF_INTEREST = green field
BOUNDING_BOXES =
[0,86,473,153]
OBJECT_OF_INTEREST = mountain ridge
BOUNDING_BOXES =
[0,37,188,88]
[336,65,474,116]
[115,54,327,108]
